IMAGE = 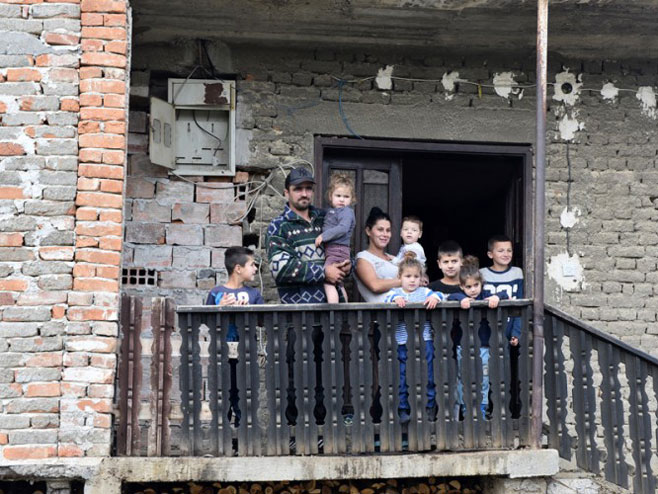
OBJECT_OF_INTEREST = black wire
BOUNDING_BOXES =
[201,40,217,78]
[192,110,223,157]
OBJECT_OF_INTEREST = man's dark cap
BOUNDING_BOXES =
[285,167,316,188]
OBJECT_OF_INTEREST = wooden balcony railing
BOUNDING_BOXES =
[116,297,537,457]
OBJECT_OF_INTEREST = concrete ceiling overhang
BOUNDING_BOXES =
[132,0,658,59]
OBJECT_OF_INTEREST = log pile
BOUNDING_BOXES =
[126,477,484,494]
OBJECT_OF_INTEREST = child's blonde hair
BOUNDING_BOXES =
[326,173,356,204]
[398,251,424,277]
[402,215,423,231]
[459,255,484,286]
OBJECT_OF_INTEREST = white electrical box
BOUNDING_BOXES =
[149,78,236,176]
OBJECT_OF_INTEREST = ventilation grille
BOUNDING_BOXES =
[122,267,157,287]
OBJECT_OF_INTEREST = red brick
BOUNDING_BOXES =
[76,236,98,248]
[103,93,124,107]
[0,233,23,246]
[100,179,122,193]
[0,279,28,291]
[79,163,123,179]
[103,13,126,25]
[35,54,79,68]
[81,39,104,52]
[81,26,125,39]
[58,444,84,457]
[45,32,80,46]
[98,209,121,222]
[81,0,126,13]
[0,433,7,445]
[96,265,119,278]
[80,93,102,106]
[39,246,74,260]
[82,12,103,25]
[80,67,103,79]
[80,107,125,121]
[6,68,41,82]
[80,78,125,93]
[67,306,116,321]
[79,120,101,134]
[17,291,67,305]
[76,398,111,412]
[49,68,79,82]
[105,40,126,54]
[81,52,126,68]
[0,143,25,156]
[102,150,124,164]
[0,187,26,199]
[99,236,121,251]
[79,149,103,163]
[74,278,119,292]
[25,352,63,367]
[73,264,95,277]
[52,305,66,319]
[75,222,121,236]
[26,382,60,397]
[93,414,111,428]
[61,382,87,397]
[104,122,125,135]
[0,292,15,305]
[76,207,98,221]
[0,101,6,113]
[61,98,79,112]
[77,176,100,190]
[3,446,57,460]
[76,191,123,208]
[79,133,125,149]
[75,249,121,265]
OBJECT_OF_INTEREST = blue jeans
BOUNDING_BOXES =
[454,319,492,409]
[395,321,435,413]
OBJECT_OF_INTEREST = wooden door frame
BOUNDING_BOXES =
[314,136,535,297]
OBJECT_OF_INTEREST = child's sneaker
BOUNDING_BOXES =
[480,403,492,421]
[398,408,411,424]
[343,413,354,426]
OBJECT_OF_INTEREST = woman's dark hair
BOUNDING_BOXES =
[365,207,391,230]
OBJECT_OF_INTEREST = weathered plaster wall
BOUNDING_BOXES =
[126,42,658,353]
[0,0,129,460]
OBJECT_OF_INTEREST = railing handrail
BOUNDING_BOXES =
[546,303,658,368]
[177,299,534,313]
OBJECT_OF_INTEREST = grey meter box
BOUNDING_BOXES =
[149,79,236,176]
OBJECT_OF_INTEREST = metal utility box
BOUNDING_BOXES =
[149,78,236,176]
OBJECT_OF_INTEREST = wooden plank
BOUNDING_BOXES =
[219,312,232,456]
[335,311,348,453]
[518,305,532,446]
[235,312,249,456]
[161,298,174,456]
[117,294,132,456]
[379,309,395,451]
[207,312,220,456]
[433,309,449,451]
[148,299,163,457]
[570,328,587,469]
[130,297,143,456]
[264,312,277,456]
[348,309,363,453]
[320,310,336,453]
[178,312,192,456]
[487,306,503,448]
[460,309,475,449]
[361,310,376,453]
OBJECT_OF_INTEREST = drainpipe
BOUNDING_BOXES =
[532,0,548,449]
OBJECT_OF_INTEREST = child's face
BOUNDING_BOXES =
[438,253,462,280]
[330,185,352,209]
[237,256,258,282]
[400,221,422,245]
[488,241,513,269]
[400,267,422,293]
[461,277,482,299]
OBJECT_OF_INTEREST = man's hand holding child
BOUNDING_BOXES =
[314,235,323,248]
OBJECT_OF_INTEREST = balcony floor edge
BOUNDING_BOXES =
[0,449,559,485]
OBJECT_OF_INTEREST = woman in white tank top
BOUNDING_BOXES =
[355,207,401,303]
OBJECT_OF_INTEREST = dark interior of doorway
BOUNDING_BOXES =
[401,152,524,283]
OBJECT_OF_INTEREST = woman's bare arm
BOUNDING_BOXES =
[356,258,401,294]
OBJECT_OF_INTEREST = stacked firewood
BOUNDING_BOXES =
[127,478,483,494]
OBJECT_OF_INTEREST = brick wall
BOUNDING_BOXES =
[128,44,658,349]
[0,0,128,459]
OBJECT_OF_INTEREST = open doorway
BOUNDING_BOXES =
[401,152,524,282]
[315,138,531,297]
